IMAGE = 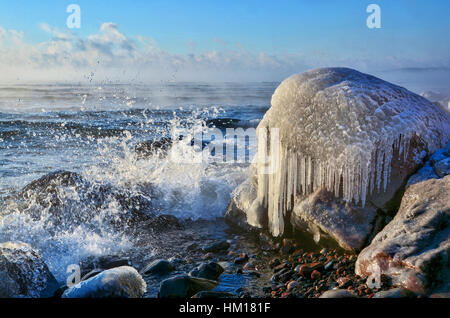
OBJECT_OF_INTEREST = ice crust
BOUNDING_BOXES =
[256,68,450,236]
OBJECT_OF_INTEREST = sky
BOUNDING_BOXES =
[0,0,449,89]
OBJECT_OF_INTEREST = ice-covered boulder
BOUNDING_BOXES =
[62,266,147,298]
[251,67,449,238]
[355,175,450,295]
[225,179,267,230]
[0,242,58,298]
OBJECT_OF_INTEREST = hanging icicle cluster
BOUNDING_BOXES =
[254,68,450,237]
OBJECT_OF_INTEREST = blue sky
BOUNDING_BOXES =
[0,0,449,86]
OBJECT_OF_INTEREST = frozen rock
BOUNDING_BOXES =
[406,163,439,189]
[406,142,450,188]
[291,189,380,251]
[252,68,450,237]
[0,242,58,298]
[355,176,450,295]
[434,157,450,178]
[225,178,266,229]
[62,266,146,298]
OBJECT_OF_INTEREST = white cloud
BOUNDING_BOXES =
[0,22,448,84]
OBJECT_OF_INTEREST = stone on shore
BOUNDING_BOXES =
[141,259,175,276]
[159,275,218,298]
[203,240,231,253]
[356,176,450,295]
[189,262,224,281]
[62,266,146,298]
[319,289,358,298]
[0,242,58,298]
[373,288,416,298]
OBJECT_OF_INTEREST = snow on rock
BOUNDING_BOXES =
[355,175,450,295]
[0,241,58,298]
[407,142,450,188]
[254,68,450,237]
[62,266,146,298]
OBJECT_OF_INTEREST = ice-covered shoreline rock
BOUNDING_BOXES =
[0,241,58,298]
[62,266,147,298]
[355,175,450,295]
[227,68,450,249]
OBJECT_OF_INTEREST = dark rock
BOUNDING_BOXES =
[159,275,218,298]
[146,214,183,232]
[192,291,235,298]
[79,255,130,278]
[186,243,199,251]
[298,263,324,278]
[429,293,450,298]
[373,288,416,298]
[311,270,321,280]
[19,171,154,227]
[190,262,224,281]
[141,259,175,276]
[135,137,173,158]
[203,240,230,253]
[319,289,357,298]
[62,266,146,298]
[81,268,104,282]
[0,242,58,298]
[269,258,281,268]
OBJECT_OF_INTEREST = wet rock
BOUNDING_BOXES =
[62,266,146,298]
[141,259,175,276]
[234,254,249,265]
[287,281,299,291]
[429,293,450,298]
[159,275,218,298]
[319,289,358,298]
[79,255,131,278]
[269,258,281,269]
[311,270,321,280]
[81,268,104,282]
[243,262,255,271]
[225,179,266,230]
[298,263,324,278]
[434,157,450,178]
[192,291,235,298]
[373,288,416,298]
[0,242,58,298]
[19,170,154,227]
[203,240,231,253]
[189,262,224,281]
[356,176,450,295]
[337,277,352,288]
[186,243,199,252]
[135,137,173,158]
[145,215,183,232]
[291,189,381,252]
